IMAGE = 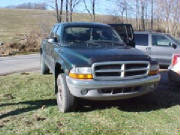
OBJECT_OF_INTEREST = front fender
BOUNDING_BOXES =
[54,54,74,75]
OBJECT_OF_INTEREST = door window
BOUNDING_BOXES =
[134,34,148,46]
[56,25,62,41]
[152,34,171,46]
[50,25,59,38]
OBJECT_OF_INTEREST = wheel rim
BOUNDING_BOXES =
[58,86,63,101]
[57,79,63,107]
[40,55,43,71]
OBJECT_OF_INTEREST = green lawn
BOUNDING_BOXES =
[0,73,179,135]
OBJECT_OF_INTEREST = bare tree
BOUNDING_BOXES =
[60,0,64,22]
[66,0,69,22]
[151,0,153,30]
[55,0,60,22]
[54,0,81,22]
[140,0,145,30]
[54,0,64,22]
[69,0,82,22]
[135,0,140,30]
[83,0,96,21]
[155,0,174,33]
[116,0,133,23]
[107,0,180,37]
[145,1,148,28]
[83,0,92,19]
[117,0,126,22]
[92,0,96,21]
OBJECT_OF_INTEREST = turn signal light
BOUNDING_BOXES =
[148,70,159,75]
[69,73,93,79]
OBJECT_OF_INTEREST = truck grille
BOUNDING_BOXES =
[92,61,150,80]
[99,86,141,94]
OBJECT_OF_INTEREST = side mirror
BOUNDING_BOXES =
[48,37,58,43]
[170,43,177,49]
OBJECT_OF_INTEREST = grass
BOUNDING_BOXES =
[0,73,180,135]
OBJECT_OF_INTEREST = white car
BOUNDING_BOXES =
[168,54,180,86]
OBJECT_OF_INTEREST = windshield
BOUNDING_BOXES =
[62,26,123,45]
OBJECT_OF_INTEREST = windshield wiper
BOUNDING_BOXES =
[88,40,124,46]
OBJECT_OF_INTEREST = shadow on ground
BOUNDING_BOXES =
[1,87,179,119]
[78,86,180,112]
[78,71,180,112]
[0,99,56,119]
[0,72,179,119]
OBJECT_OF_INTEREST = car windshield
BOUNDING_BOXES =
[62,26,123,45]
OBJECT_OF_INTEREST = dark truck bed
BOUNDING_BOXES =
[109,24,135,47]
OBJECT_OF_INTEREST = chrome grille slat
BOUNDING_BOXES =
[95,69,123,73]
[126,68,149,72]
[92,61,150,80]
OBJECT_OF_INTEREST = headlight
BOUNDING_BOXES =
[69,67,93,79]
[148,64,159,75]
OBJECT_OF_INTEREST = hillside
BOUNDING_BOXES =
[0,8,117,56]
[0,8,179,56]
[0,9,92,56]
[0,8,110,43]
[0,8,56,43]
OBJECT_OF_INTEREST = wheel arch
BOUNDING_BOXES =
[55,62,64,94]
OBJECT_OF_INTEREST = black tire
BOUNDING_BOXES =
[56,73,76,112]
[40,54,49,74]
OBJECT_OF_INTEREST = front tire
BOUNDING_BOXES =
[40,54,49,74]
[56,73,76,112]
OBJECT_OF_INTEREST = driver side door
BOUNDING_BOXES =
[46,24,59,71]
[150,34,175,66]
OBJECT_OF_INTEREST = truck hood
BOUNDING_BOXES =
[59,45,151,67]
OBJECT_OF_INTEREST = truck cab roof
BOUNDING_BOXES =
[54,22,110,27]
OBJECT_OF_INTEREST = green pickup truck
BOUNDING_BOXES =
[40,22,160,113]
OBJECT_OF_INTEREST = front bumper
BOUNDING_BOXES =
[66,74,160,100]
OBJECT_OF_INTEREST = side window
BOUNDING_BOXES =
[56,25,62,41]
[135,34,148,46]
[152,34,171,46]
[49,26,55,37]
[50,25,58,38]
